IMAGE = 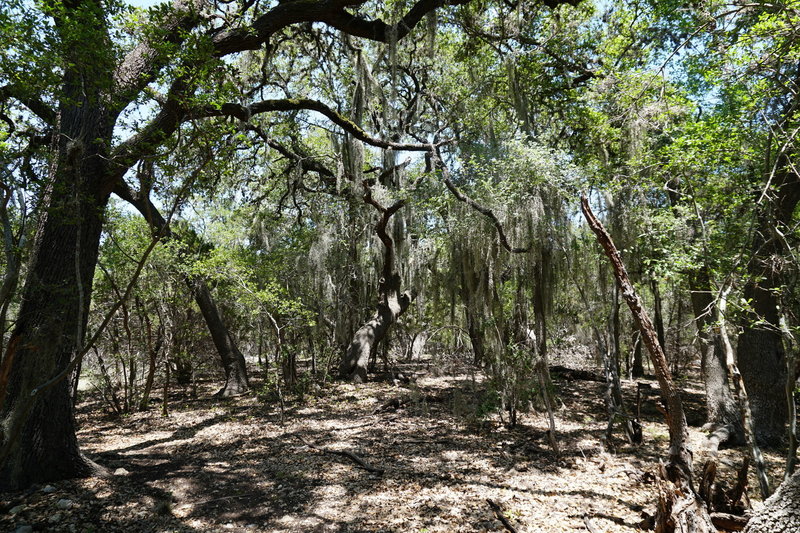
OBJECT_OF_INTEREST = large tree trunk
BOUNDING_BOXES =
[0,96,113,490]
[736,163,800,446]
[341,272,412,382]
[744,470,800,532]
[736,280,788,446]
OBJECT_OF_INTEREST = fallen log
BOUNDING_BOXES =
[710,512,749,531]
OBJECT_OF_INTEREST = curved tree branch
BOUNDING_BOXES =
[0,85,56,125]
[201,98,445,151]
[431,150,529,253]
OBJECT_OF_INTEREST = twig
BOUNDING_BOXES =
[487,499,518,533]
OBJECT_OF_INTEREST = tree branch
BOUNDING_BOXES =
[113,0,205,108]
[201,98,443,151]
[0,85,56,125]
[432,151,529,253]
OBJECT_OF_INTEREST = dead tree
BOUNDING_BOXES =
[581,195,715,533]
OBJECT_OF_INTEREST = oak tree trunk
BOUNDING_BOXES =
[736,162,800,446]
[340,183,412,382]
[744,470,800,532]
[688,271,742,446]
[0,99,113,490]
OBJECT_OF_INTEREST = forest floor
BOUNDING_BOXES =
[0,354,788,533]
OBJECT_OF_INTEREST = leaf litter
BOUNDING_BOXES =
[0,360,784,532]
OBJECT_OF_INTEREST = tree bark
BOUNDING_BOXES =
[0,98,113,491]
[191,280,249,396]
[340,183,413,382]
[744,470,800,532]
[631,329,644,378]
[688,270,742,447]
[736,161,800,446]
[736,281,788,446]
[581,195,714,532]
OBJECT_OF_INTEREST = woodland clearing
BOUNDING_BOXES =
[0,354,783,533]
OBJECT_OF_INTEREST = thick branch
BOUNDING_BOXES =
[212,0,467,56]
[320,0,470,42]
[362,181,405,277]
[0,85,56,125]
[110,78,189,174]
[202,98,441,151]
[433,153,529,253]
[113,0,205,107]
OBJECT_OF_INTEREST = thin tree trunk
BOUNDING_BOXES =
[651,279,667,353]
[191,280,249,396]
[780,315,798,480]
[114,183,249,397]
[720,287,771,499]
[581,196,714,532]
[688,270,742,447]
[138,304,162,411]
[632,329,644,378]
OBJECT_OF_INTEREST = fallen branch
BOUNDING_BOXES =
[487,499,518,533]
[710,512,749,531]
[298,437,385,475]
[371,393,445,414]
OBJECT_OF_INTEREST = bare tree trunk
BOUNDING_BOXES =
[191,280,249,396]
[688,270,743,448]
[736,161,799,445]
[651,279,667,353]
[581,195,714,533]
[744,469,800,532]
[719,287,771,499]
[632,329,644,378]
[138,304,163,411]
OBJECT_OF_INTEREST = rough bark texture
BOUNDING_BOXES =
[736,162,800,446]
[0,65,114,490]
[688,271,742,446]
[340,184,413,382]
[342,273,413,382]
[744,470,800,533]
[581,196,714,533]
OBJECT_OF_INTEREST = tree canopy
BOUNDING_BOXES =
[1,0,800,531]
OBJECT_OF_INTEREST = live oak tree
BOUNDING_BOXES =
[0,0,505,491]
